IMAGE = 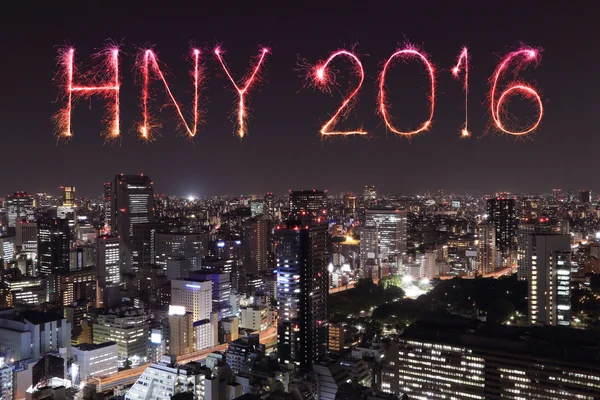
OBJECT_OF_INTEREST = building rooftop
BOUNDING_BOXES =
[402,316,600,365]
[73,341,117,351]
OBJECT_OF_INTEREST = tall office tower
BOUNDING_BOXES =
[476,221,498,276]
[264,192,275,220]
[242,218,268,275]
[527,233,571,326]
[289,190,326,220]
[128,222,164,273]
[104,182,112,233]
[155,233,204,274]
[580,190,592,204]
[360,209,407,278]
[37,216,71,275]
[97,236,121,287]
[5,192,35,228]
[486,197,517,256]
[16,219,37,254]
[168,307,194,357]
[111,174,155,242]
[61,186,75,207]
[276,221,328,370]
[363,185,376,203]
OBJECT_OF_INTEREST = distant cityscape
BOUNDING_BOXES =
[1,178,600,399]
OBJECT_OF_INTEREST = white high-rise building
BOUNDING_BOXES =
[171,280,212,323]
[97,236,121,287]
[527,233,571,326]
[0,358,13,400]
[360,209,407,278]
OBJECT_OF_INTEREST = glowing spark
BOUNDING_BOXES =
[378,46,436,136]
[214,46,270,138]
[452,47,470,138]
[138,48,203,141]
[490,46,543,136]
[55,46,120,141]
[310,50,367,136]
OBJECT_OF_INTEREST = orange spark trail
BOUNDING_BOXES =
[138,48,203,141]
[311,50,367,136]
[378,46,436,137]
[214,47,269,138]
[55,46,121,141]
[452,47,470,138]
[490,46,543,136]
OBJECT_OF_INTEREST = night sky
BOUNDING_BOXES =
[2,1,598,197]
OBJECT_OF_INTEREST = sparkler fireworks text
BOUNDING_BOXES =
[54,42,544,143]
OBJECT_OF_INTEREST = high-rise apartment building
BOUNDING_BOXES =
[527,233,571,326]
[276,221,328,370]
[111,174,155,242]
[243,218,268,275]
[476,221,498,276]
[155,233,204,275]
[486,197,517,255]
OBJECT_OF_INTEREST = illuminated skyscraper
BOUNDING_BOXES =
[37,215,71,275]
[5,192,35,228]
[264,192,275,220]
[527,233,571,326]
[276,221,328,370]
[61,186,75,207]
[104,182,112,233]
[111,174,155,242]
[97,236,121,287]
[486,197,517,256]
[360,209,407,278]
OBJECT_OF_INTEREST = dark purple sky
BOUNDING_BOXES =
[2,1,598,197]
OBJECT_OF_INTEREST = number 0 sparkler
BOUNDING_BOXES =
[490,47,543,136]
[137,48,203,141]
[378,46,436,137]
[55,45,121,141]
[214,47,269,138]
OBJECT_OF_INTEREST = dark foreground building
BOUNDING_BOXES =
[387,318,600,399]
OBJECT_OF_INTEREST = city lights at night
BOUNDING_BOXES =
[1,2,599,399]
